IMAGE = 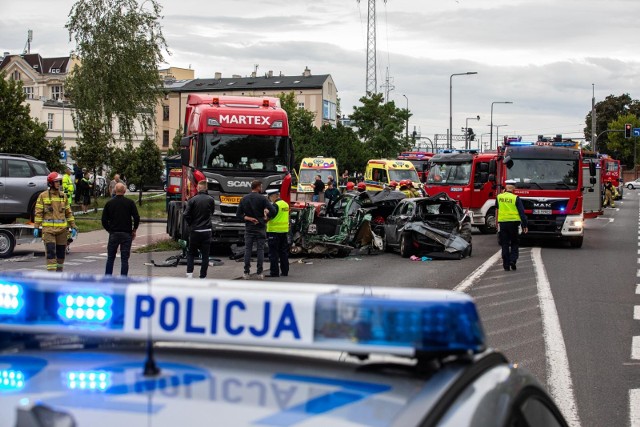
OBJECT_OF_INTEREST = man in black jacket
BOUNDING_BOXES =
[101,183,140,276]
[183,180,215,278]
[236,180,276,280]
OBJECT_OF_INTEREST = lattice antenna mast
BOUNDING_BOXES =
[358,0,386,95]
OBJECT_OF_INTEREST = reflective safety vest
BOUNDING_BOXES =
[62,174,74,205]
[34,190,76,229]
[266,199,289,233]
[497,191,521,222]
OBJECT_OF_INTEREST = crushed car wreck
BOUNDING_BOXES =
[289,190,406,257]
[383,192,473,259]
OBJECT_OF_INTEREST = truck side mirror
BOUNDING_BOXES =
[504,156,514,169]
[180,136,190,167]
[590,177,596,185]
[422,163,429,171]
[489,159,497,174]
[589,162,596,177]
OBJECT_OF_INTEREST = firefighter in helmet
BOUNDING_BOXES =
[603,180,616,208]
[33,172,77,272]
[356,182,367,193]
[407,180,422,197]
[388,180,398,190]
[399,180,413,197]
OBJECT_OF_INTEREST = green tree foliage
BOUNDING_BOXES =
[166,126,183,156]
[0,72,64,171]
[350,93,411,159]
[127,136,163,203]
[605,114,640,168]
[310,124,367,174]
[584,94,640,152]
[278,91,318,162]
[65,0,169,145]
[70,116,111,180]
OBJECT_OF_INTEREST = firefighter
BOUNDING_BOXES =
[603,181,616,208]
[345,181,356,193]
[33,172,77,272]
[407,181,421,197]
[62,166,75,207]
[399,180,412,197]
[388,180,398,190]
[357,182,367,193]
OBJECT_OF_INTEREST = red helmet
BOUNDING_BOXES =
[399,179,409,187]
[389,180,398,188]
[346,181,355,190]
[47,172,63,185]
[357,182,366,191]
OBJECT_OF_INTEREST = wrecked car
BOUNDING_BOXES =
[383,192,472,259]
[289,189,406,257]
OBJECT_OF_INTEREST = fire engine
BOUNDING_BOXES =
[397,151,433,182]
[601,155,622,199]
[497,136,595,248]
[424,150,499,233]
[167,95,294,244]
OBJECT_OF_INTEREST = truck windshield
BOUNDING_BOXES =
[426,162,471,185]
[200,134,289,172]
[389,169,420,182]
[299,169,337,184]
[507,159,579,189]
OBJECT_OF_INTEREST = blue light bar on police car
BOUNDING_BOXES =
[0,272,486,358]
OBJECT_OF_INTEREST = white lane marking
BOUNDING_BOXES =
[531,247,580,427]
[62,262,80,266]
[634,306,640,320]
[454,250,502,293]
[633,336,640,360]
[637,270,640,278]
[631,389,640,427]
[636,284,640,294]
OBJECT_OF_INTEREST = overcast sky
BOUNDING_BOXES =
[2,0,639,149]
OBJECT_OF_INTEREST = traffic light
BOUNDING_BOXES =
[467,127,475,141]
[625,123,632,138]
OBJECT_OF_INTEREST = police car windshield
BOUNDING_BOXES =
[389,169,419,182]
[201,134,289,172]
[426,162,471,185]
[506,159,579,189]
[299,169,337,184]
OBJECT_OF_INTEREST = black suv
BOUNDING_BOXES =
[0,153,50,223]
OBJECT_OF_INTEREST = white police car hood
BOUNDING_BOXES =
[0,346,432,427]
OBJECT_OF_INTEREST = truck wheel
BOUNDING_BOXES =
[399,233,413,258]
[569,236,583,248]
[167,203,175,236]
[0,230,16,258]
[479,208,497,234]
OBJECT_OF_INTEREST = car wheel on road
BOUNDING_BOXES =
[399,233,413,258]
[0,230,16,258]
[627,184,635,190]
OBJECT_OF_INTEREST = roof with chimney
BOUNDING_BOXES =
[0,53,70,75]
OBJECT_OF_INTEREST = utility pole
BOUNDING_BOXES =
[591,84,597,152]
[381,67,395,102]
[357,0,387,95]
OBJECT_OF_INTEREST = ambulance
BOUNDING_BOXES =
[296,156,339,193]
[364,159,421,191]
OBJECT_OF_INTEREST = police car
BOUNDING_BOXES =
[0,272,568,427]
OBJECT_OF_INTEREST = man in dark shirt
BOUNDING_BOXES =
[236,180,276,280]
[312,174,325,202]
[183,180,215,279]
[101,183,140,276]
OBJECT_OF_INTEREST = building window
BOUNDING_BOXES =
[11,70,20,81]
[163,105,170,121]
[162,130,170,147]
[297,102,305,109]
[47,113,54,130]
[23,87,34,99]
[51,85,63,100]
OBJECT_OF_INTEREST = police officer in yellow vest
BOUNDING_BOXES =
[62,165,75,207]
[34,172,77,272]
[265,189,290,278]
[496,180,528,271]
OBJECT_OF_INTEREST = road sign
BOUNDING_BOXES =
[633,128,640,137]
[59,150,67,160]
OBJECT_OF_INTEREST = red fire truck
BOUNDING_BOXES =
[423,150,499,233]
[497,136,594,248]
[397,151,433,182]
[167,95,294,244]
[601,155,622,199]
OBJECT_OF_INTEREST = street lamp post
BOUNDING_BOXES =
[450,72,478,149]
[465,115,480,149]
[402,94,409,141]
[495,124,508,147]
[490,101,513,150]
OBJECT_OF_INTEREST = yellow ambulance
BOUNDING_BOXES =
[364,159,421,191]
[296,157,339,193]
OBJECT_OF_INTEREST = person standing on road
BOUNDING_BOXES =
[312,174,325,202]
[183,180,215,279]
[265,189,290,278]
[101,183,140,276]
[603,181,616,208]
[73,164,83,203]
[77,172,93,213]
[236,180,276,280]
[496,180,528,271]
[62,166,75,207]
[33,172,77,272]
[324,181,340,203]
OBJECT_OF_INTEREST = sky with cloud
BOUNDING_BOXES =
[2,0,639,149]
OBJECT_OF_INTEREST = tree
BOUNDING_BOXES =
[278,91,318,165]
[350,93,411,158]
[310,124,368,174]
[0,72,64,171]
[65,0,169,146]
[70,116,112,200]
[584,94,640,152]
[127,136,164,204]
[604,114,640,168]
[166,126,183,156]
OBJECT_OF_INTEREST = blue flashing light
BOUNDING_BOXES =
[506,141,534,146]
[313,293,485,354]
[0,370,25,390]
[0,282,23,315]
[66,371,111,391]
[57,293,113,323]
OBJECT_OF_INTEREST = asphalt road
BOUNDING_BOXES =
[2,192,639,426]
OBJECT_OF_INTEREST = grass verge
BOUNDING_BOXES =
[74,195,167,233]
[134,238,182,253]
